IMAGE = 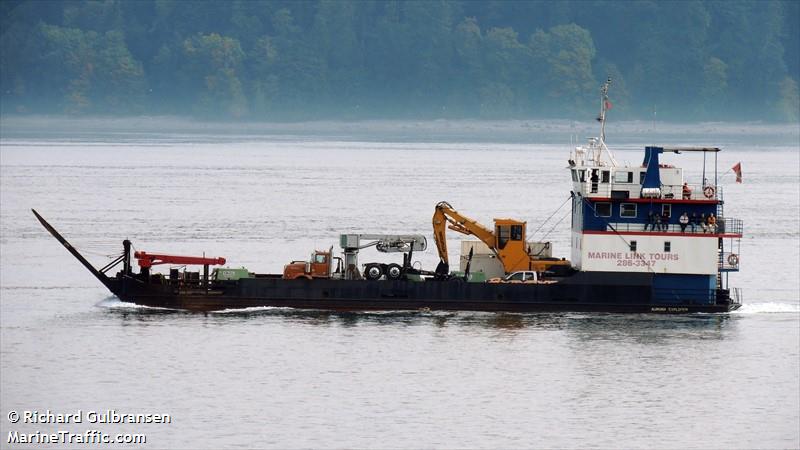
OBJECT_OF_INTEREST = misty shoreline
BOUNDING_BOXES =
[1,115,798,145]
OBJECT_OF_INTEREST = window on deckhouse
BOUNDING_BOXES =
[595,203,612,217]
[620,203,637,218]
[614,171,633,183]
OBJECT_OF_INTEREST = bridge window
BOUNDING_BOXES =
[614,171,633,183]
[571,169,578,182]
[620,203,637,218]
[601,170,610,183]
[662,204,672,217]
[639,172,646,184]
[579,170,586,182]
[595,202,612,217]
[611,190,629,199]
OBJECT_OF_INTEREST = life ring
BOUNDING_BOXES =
[727,254,739,266]
[703,186,715,198]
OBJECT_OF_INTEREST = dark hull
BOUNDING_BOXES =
[110,271,741,314]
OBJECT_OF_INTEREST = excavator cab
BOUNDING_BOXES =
[493,219,530,271]
[495,220,525,249]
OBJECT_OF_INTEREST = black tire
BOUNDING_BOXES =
[386,263,402,280]
[364,264,383,280]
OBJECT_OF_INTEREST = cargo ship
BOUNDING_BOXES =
[34,81,743,313]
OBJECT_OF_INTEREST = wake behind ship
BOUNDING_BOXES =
[34,81,743,313]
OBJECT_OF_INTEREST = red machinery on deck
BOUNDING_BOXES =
[133,251,226,289]
[133,251,226,268]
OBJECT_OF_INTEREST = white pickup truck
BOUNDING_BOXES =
[488,271,540,283]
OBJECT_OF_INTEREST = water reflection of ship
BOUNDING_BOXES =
[562,314,733,345]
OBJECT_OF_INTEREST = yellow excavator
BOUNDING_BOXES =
[432,201,570,277]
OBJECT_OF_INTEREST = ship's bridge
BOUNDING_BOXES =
[568,145,743,289]
[563,78,742,305]
[569,145,724,202]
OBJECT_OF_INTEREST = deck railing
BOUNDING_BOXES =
[581,182,724,201]
[604,217,742,236]
[718,218,743,235]
[661,183,724,201]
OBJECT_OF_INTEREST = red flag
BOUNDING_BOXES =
[732,162,742,183]
[605,100,612,110]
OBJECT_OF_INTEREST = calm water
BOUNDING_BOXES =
[1,119,798,448]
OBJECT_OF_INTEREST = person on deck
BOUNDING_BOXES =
[701,213,708,233]
[653,213,661,232]
[690,212,700,233]
[682,183,692,199]
[679,212,689,232]
[661,211,670,231]
[708,213,718,233]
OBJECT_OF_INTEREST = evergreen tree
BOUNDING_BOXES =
[0,0,796,121]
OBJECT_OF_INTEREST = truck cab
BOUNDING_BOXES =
[505,271,538,282]
[282,248,343,280]
[488,271,539,283]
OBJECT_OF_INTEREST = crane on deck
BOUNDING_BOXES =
[340,234,427,280]
[132,250,227,287]
[134,251,226,269]
[432,201,570,277]
[284,234,428,281]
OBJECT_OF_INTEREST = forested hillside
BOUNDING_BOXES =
[1,0,798,121]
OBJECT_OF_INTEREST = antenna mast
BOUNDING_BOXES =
[599,78,610,142]
[595,77,618,166]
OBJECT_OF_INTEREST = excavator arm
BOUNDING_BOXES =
[432,201,570,276]
[432,201,497,276]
